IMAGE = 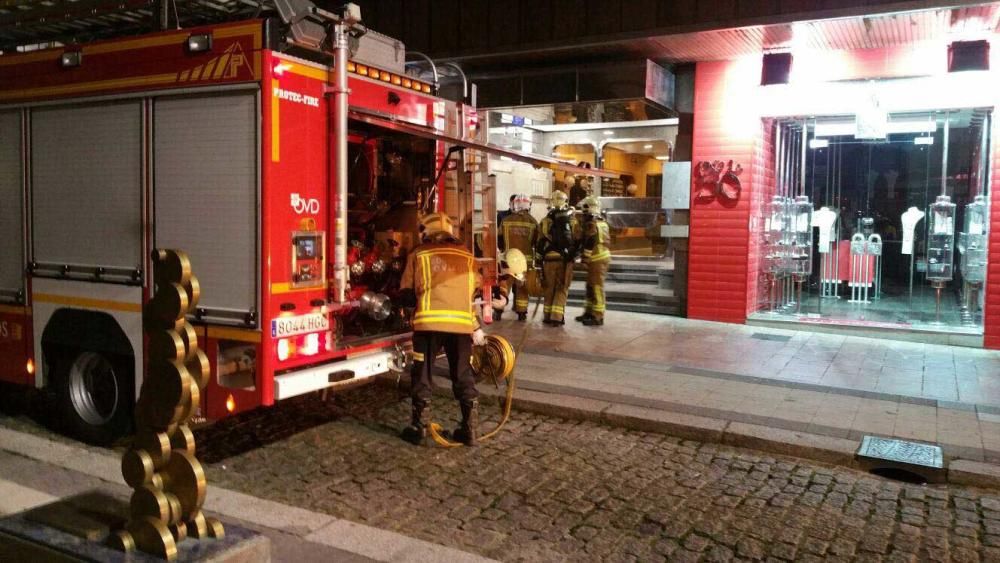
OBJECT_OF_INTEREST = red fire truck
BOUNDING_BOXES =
[0,4,606,444]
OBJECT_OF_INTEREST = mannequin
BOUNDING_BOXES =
[812,206,838,253]
[901,206,925,256]
[901,206,925,305]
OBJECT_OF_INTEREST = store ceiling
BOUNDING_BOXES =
[641,4,1000,62]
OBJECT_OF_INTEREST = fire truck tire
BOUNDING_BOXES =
[51,346,134,445]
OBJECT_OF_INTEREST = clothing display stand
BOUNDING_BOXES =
[848,233,870,304]
[867,233,883,301]
[900,206,925,308]
[814,207,839,302]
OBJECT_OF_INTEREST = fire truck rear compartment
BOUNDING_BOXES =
[338,123,437,342]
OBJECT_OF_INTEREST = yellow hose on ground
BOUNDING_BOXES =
[428,296,541,447]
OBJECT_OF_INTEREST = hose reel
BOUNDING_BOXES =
[470,334,515,385]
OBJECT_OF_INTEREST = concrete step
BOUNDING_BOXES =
[572,270,659,284]
[568,281,677,305]
[566,298,682,316]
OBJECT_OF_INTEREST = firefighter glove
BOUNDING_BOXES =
[472,328,487,346]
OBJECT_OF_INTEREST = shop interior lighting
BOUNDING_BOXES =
[186,33,213,53]
[603,130,615,135]
[886,119,937,134]
[914,136,935,145]
[643,144,653,149]
[814,118,937,138]
[60,51,82,68]
[655,155,670,160]
[809,138,829,149]
[528,118,678,132]
[813,120,856,137]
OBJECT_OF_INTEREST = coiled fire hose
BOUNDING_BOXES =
[427,296,541,447]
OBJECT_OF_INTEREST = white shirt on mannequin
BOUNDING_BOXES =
[813,207,838,253]
[901,206,925,255]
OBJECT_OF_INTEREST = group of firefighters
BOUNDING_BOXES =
[396,188,610,447]
[496,190,611,327]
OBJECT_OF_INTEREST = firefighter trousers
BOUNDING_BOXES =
[410,331,478,403]
[542,259,574,323]
[584,260,609,321]
[513,282,529,313]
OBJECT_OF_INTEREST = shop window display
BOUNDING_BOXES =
[753,109,991,334]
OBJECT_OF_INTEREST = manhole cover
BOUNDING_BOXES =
[857,436,945,483]
[750,333,792,342]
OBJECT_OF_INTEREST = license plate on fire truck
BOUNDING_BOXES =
[271,312,329,338]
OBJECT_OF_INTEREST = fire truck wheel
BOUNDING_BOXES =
[52,347,134,445]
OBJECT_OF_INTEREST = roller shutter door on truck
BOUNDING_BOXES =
[31,102,143,273]
[153,92,258,323]
[0,111,23,301]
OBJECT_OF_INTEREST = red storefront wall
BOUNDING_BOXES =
[688,50,1000,349]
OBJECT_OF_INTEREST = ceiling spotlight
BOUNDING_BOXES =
[186,33,213,53]
[60,51,82,68]
[655,155,669,161]
[914,136,934,145]
[643,144,653,149]
[603,130,614,136]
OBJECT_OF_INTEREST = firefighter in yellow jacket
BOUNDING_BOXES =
[536,190,580,325]
[575,195,611,326]
[498,194,538,321]
[398,213,485,446]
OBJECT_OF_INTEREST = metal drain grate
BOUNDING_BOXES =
[857,436,945,483]
[750,333,792,342]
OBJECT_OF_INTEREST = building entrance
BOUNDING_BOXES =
[752,109,991,336]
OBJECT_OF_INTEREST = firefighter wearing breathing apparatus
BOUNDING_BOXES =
[398,213,485,446]
[536,190,580,325]
[497,194,538,321]
[575,195,611,326]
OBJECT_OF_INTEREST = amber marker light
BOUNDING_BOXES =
[391,75,401,85]
[401,78,412,88]
[380,71,391,81]
[26,358,35,375]
[346,61,356,73]
[226,394,236,413]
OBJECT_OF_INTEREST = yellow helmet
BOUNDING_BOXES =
[419,213,455,240]
[550,190,568,209]
[579,195,601,215]
[501,248,527,281]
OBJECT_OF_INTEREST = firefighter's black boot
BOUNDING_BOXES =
[517,312,527,321]
[575,313,593,322]
[451,399,479,447]
[493,310,503,321]
[582,317,604,326]
[400,399,429,446]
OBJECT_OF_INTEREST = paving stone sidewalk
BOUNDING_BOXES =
[484,308,1000,464]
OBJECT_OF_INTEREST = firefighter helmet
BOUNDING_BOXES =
[579,195,601,215]
[419,213,455,240]
[549,190,569,210]
[501,248,527,282]
[511,193,531,213]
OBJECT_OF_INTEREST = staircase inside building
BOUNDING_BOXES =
[568,258,683,316]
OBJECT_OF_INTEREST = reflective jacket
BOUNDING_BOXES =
[400,240,479,334]
[581,217,611,264]
[500,211,538,266]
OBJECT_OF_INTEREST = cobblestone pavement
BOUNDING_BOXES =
[185,382,1000,562]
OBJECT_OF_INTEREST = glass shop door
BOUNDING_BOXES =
[756,109,991,334]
